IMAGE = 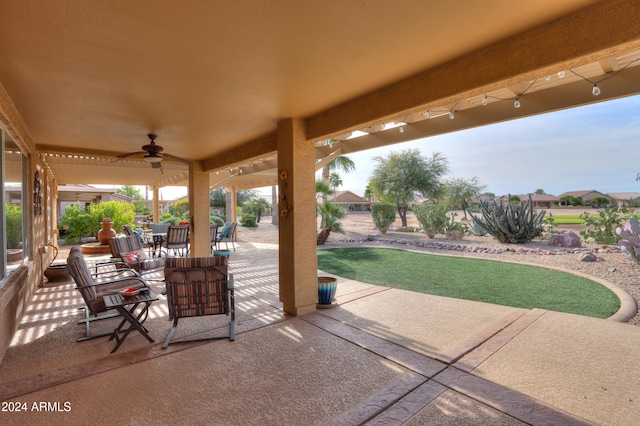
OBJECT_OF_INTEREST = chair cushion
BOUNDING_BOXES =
[91,279,146,312]
[164,256,229,319]
[132,229,147,245]
[220,224,232,238]
[135,257,165,271]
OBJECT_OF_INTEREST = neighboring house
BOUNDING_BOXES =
[493,194,561,209]
[57,184,173,217]
[57,184,129,217]
[408,195,437,209]
[522,194,560,209]
[557,190,613,206]
[607,192,640,208]
[325,190,370,212]
[468,194,496,210]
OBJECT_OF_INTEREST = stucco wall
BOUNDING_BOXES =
[0,82,51,365]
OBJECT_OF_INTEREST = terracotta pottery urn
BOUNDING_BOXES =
[97,218,116,245]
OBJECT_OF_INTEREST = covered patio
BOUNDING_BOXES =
[2,1,640,423]
[1,236,639,424]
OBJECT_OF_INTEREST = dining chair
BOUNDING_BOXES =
[164,225,190,257]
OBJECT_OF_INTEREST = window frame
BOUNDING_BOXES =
[1,127,29,285]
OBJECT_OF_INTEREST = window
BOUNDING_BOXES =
[1,128,27,283]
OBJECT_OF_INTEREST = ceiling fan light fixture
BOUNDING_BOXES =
[144,155,163,163]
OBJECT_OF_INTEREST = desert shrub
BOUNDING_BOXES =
[580,206,630,244]
[59,201,134,243]
[241,213,257,227]
[210,214,225,226]
[159,213,179,225]
[413,204,448,238]
[5,204,23,249]
[591,196,610,208]
[444,212,468,233]
[169,200,189,219]
[541,213,557,239]
[371,203,396,234]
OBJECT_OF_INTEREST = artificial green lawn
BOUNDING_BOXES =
[550,214,586,224]
[317,247,620,318]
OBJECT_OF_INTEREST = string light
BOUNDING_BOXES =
[482,80,536,109]
[372,55,639,130]
[569,56,640,97]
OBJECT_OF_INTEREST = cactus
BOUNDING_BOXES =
[469,219,488,236]
[616,216,640,264]
[470,195,546,243]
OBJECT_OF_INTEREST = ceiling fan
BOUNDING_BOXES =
[114,134,191,168]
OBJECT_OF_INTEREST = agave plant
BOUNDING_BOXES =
[470,195,545,243]
[317,201,346,245]
[616,216,640,264]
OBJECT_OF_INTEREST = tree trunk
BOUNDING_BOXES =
[317,228,332,245]
[398,205,408,227]
[461,203,468,220]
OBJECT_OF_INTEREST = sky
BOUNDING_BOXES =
[332,94,640,198]
[153,93,640,200]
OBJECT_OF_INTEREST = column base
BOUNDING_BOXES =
[282,302,317,316]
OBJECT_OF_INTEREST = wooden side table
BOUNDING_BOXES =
[104,289,159,353]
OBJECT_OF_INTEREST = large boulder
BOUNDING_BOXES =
[549,230,581,248]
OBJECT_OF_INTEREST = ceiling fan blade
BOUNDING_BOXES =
[161,152,193,166]
[115,151,145,159]
[111,151,146,163]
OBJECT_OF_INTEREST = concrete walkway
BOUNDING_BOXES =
[0,241,638,425]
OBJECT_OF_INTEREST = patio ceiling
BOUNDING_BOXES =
[1,1,640,190]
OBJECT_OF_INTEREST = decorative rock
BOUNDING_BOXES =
[549,231,582,248]
[446,230,464,240]
[580,252,598,262]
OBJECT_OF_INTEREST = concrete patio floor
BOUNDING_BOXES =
[1,240,639,425]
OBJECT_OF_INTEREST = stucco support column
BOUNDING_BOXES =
[225,188,237,223]
[277,118,317,315]
[152,188,160,224]
[271,185,278,226]
[189,160,210,257]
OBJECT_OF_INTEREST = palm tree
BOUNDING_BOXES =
[317,201,346,245]
[315,179,333,199]
[328,172,343,200]
[322,155,355,181]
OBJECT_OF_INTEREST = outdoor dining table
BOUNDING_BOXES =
[145,232,166,257]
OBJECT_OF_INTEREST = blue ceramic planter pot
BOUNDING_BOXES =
[317,276,337,305]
